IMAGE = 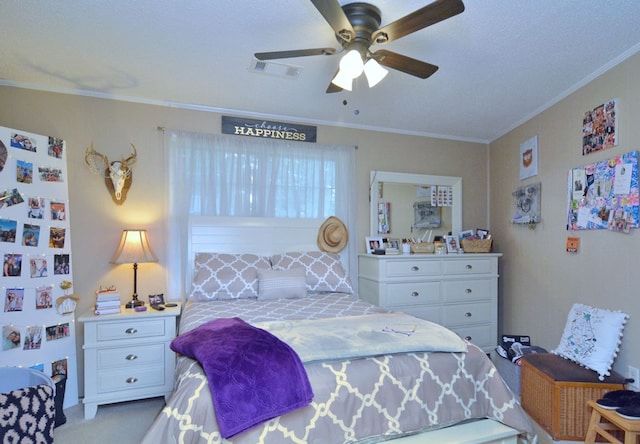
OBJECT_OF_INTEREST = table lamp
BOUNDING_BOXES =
[111,229,158,308]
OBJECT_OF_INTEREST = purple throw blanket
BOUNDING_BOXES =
[170,317,313,438]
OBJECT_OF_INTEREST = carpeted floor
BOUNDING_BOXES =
[53,397,166,444]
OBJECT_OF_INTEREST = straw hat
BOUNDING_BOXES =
[317,216,349,253]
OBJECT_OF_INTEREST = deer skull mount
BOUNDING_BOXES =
[85,143,137,204]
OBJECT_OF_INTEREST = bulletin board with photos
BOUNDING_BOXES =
[0,125,78,408]
[567,150,639,232]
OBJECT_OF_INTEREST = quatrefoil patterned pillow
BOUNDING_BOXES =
[270,251,353,294]
[189,253,271,301]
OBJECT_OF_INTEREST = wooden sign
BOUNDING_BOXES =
[222,116,316,143]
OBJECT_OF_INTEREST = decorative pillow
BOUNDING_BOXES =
[188,253,271,301]
[257,268,307,300]
[552,303,629,380]
[270,251,353,294]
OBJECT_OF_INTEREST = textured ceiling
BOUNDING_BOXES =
[1,0,640,142]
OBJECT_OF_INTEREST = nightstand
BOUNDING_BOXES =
[78,303,181,419]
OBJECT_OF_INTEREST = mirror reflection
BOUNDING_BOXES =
[370,171,462,242]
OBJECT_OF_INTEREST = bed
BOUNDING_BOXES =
[142,216,536,444]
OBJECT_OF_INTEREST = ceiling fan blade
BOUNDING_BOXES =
[310,0,356,42]
[373,50,439,79]
[371,0,465,45]
[255,47,336,60]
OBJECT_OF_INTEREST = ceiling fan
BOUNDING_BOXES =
[254,0,465,93]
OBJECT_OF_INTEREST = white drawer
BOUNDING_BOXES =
[96,319,165,341]
[442,279,493,302]
[97,343,165,369]
[97,365,165,393]
[400,306,440,324]
[386,281,440,306]
[443,259,493,275]
[449,324,493,348]
[442,302,492,325]
[386,260,441,277]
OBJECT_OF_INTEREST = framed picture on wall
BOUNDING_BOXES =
[519,135,538,180]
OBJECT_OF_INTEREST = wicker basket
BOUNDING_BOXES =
[410,242,435,254]
[520,354,625,441]
[460,239,492,253]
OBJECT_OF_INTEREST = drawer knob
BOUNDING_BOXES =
[126,377,138,384]
[411,266,419,272]
[465,312,472,317]
[411,291,419,297]
[125,354,138,361]
[465,336,472,341]
[465,288,472,293]
[125,328,138,334]
[465,264,473,270]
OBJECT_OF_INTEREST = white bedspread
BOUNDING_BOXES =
[256,312,467,364]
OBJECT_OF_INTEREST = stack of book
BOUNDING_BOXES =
[94,289,121,315]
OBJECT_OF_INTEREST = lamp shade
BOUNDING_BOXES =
[110,230,158,264]
[331,48,366,91]
[338,49,364,78]
[331,69,355,91]
[363,58,388,87]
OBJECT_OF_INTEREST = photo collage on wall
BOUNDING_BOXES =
[567,150,639,232]
[0,125,77,407]
[582,98,618,156]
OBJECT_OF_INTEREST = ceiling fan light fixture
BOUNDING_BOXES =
[331,69,354,91]
[338,49,364,78]
[363,58,388,87]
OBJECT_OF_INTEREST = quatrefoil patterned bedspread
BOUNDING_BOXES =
[143,293,535,444]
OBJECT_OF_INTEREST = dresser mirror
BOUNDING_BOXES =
[370,171,462,240]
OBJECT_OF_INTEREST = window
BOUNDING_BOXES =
[164,130,356,296]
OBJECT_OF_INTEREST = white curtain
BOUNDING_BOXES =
[163,129,356,298]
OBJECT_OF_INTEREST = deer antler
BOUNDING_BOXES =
[121,144,137,168]
[85,142,137,203]
[85,143,109,175]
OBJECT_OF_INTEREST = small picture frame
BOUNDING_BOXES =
[148,293,165,306]
[459,230,475,240]
[445,235,460,254]
[365,236,384,253]
[387,238,400,249]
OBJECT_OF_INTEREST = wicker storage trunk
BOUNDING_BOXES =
[520,353,626,441]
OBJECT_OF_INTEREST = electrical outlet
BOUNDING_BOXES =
[628,365,640,389]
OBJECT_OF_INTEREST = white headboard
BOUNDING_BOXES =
[186,216,324,289]
[188,216,323,255]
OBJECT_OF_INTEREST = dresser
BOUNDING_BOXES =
[78,303,181,419]
[358,253,501,353]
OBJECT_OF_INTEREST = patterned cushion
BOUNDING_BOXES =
[552,303,629,380]
[188,253,271,301]
[0,384,55,443]
[257,268,307,300]
[270,251,353,294]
